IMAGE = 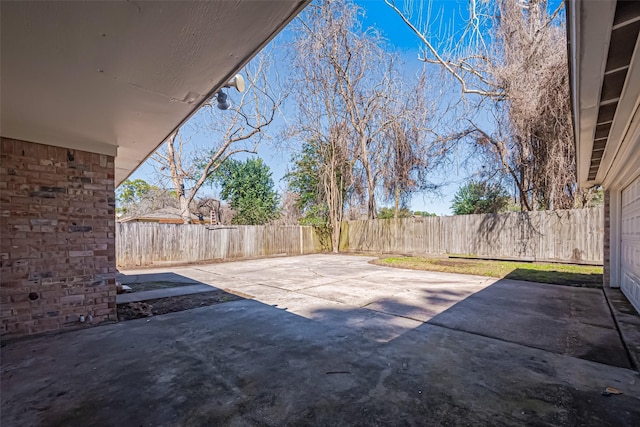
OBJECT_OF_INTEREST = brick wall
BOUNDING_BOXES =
[1,138,116,338]
[603,190,610,287]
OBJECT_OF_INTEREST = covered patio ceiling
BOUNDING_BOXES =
[1,0,308,185]
[568,0,640,190]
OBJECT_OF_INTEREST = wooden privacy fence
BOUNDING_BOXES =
[117,208,603,267]
[116,223,325,268]
[340,207,603,264]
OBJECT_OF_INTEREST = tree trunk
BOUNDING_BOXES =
[394,186,400,218]
[331,225,340,253]
[359,135,378,220]
[368,188,377,219]
[364,162,377,220]
[179,196,192,224]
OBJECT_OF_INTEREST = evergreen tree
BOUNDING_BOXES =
[451,181,509,215]
[215,158,280,225]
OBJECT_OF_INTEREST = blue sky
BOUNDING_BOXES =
[126,0,514,216]
[355,0,477,214]
[359,0,470,50]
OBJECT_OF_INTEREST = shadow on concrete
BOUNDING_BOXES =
[310,279,631,369]
[117,271,207,292]
[3,260,640,427]
[505,268,603,288]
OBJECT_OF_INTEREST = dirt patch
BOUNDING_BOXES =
[117,290,243,321]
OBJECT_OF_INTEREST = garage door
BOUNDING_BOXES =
[621,175,640,313]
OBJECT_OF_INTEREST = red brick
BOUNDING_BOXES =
[59,294,85,305]
[69,250,93,257]
[93,308,112,316]
[1,138,116,339]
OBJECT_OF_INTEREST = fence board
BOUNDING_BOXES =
[341,207,603,264]
[116,224,325,268]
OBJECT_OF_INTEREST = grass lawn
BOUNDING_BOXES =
[373,256,603,287]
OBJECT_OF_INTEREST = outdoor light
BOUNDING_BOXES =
[224,74,245,92]
[216,91,229,110]
[214,74,245,110]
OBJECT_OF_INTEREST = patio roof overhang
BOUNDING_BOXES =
[567,0,640,190]
[0,0,308,186]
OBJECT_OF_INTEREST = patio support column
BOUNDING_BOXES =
[0,137,117,338]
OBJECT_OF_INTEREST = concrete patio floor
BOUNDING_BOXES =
[2,254,640,426]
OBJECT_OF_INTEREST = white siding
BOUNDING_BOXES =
[621,175,640,313]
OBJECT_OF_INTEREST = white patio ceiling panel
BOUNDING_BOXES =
[1,0,308,185]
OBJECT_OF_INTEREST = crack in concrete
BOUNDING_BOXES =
[361,307,424,324]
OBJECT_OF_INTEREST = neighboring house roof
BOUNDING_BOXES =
[119,207,201,223]
[0,1,309,185]
[566,0,640,190]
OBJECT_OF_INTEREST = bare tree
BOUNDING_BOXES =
[286,0,450,248]
[492,0,575,210]
[290,0,444,230]
[380,72,448,217]
[273,191,302,226]
[286,1,358,250]
[387,0,583,211]
[385,0,505,99]
[117,185,178,218]
[296,0,433,220]
[151,54,283,223]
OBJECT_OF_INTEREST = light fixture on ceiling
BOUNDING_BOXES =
[216,91,230,110]
[215,74,246,110]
